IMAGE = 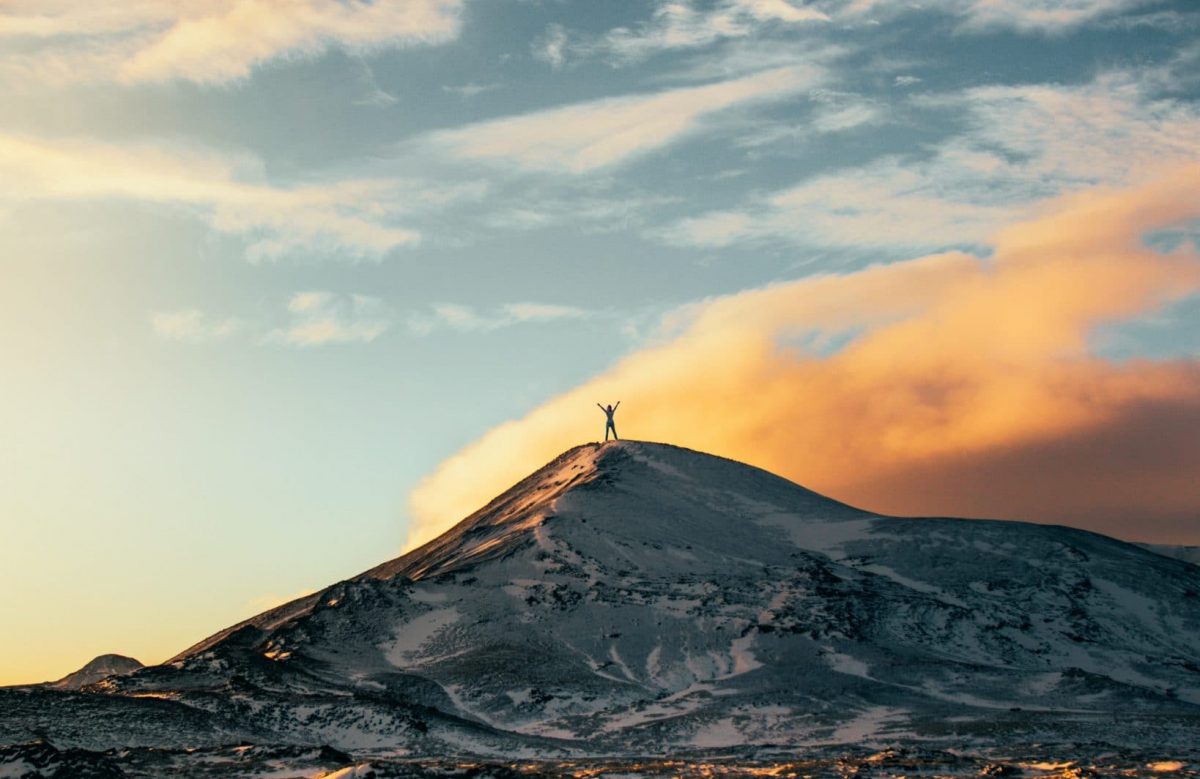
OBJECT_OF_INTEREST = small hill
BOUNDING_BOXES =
[50,654,143,691]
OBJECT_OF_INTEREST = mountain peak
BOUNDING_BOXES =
[362,439,861,583]
[170,440,864,661]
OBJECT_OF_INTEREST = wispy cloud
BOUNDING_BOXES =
[806,93,883,132]
[408,167,1200,549]
[949,0,1159,32]
[538,0,1152,79]
[532,23,568,68]
[483,191,678,232]
[442,82,502,98]
[0,133,448,260]
[579,0,828,65]
[428,65,824,174]
[662,157,1013,250]
[0,0,463,85]
[409,302,589,334]
[738,89,884,147]
[818,0,1159,33]
[662,73,1200,251]
[266,292,389,346]
[351,59,398,107]
[150,309,240,343]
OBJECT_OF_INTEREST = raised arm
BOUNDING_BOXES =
[596,403,605,411]
[614,401,620,411]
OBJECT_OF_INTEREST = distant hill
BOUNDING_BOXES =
[50,654,143,691]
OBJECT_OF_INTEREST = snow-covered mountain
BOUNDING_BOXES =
[49,655,143,691]
[3,440,1199,771]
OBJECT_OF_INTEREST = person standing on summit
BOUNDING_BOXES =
[597,401,620,441]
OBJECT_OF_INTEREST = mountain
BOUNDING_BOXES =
[1139,543,1200,567]
[2,440,1199,774]
[49,655,143,691]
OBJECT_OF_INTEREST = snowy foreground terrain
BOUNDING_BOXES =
[3,441,1198,777]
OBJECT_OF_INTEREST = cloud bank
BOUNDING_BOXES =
[0,133,426,259]
[664,75,1200,251]
[407,168,1200,549]
[1,0,462,84]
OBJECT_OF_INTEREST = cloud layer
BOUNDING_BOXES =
[1,0,462,84]
[0,133,428,259]
[664,75,1200,251]
[407,168,1200,549]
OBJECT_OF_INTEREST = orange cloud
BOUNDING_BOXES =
[408,167,1200,548]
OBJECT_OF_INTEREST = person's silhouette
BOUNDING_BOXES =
[597,401,620,441]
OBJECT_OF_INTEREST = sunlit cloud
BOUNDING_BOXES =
[663,74,1200,251]
[0,133,429,259]
[428,65,824,174]
[409,302,589,335]
[0,0,463,85]
[407,168,1200,549]
[149,309,241,343]
[266,292,389,346]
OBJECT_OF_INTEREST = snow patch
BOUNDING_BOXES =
[860,563,968,607]
[757,516,878,559]
[385,608,460,665]
[726,632,763,677]
[689,717,741,747]
[825,650,870,679]
[407,589,449,604]
[828,706,907,743]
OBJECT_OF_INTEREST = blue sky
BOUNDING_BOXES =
[2,0,1199,684]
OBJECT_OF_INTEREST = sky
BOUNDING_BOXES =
[2,0,1199,685]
